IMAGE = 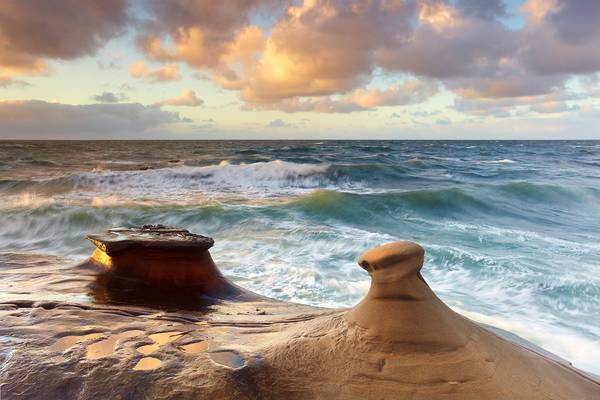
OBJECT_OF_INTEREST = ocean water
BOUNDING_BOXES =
[1,140,599,373]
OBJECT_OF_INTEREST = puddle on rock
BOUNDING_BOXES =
[136,331,184,355]
[86,330,144,360]
[148,331,183,345]
[137,343,160,355]
[179,341,209,354]
[133,357,162,371]
[50,333,104,352]
[210,350,245,369]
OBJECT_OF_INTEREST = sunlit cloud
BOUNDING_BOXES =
[249,80,438,113]
[0,0,599,137]
[156,90,204,107]
[129,60,181,82]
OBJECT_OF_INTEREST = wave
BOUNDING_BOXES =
[73,159,332,188]
[288,187,493,221]
[286,181,600,226]
[495,181,600,204]
[3,155,600,217]
[0,160,435,199]
[0,160,336,199]
[484,159,516,164]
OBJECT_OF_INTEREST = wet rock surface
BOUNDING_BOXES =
[87,225,214,254]
[0,231,598,399]
[85,225,248,297]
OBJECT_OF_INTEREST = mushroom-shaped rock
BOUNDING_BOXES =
[346,241,468,351]
[336,241,599,398]
[86,225,242,297]
[254,241,600,399]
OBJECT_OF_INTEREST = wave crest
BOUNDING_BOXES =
[4,160,335,200]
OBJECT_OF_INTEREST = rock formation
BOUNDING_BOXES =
[262,241,600,399]
[87,225,249,298]
[0,227,598,399]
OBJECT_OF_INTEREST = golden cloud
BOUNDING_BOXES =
[156,90,204,107]
[129,60,181,82]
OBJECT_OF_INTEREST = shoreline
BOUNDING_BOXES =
[0,228,598,399]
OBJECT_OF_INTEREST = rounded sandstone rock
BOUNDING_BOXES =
[357,240,424,273]
[346,240,469,351]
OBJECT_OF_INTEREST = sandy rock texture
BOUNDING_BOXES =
[0,228,598,399]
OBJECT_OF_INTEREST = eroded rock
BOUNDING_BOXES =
[0,232,598,399]
[86,225,246,298]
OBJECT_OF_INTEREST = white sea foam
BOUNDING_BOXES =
[455,307,600,374]
[67,160,335,201]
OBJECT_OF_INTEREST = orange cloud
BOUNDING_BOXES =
[156,90,204,107]
[237,0,414,104]
[521,0,559,23]
[0,0,127,79]
[348,81,437,109]
[137,0,416,110]
[4,0,597,118]
[129,60,181,82]
[418,1,463,31]
[247,80,438,113]
[137,0,267,68]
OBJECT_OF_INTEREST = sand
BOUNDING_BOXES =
[0,228,598,399]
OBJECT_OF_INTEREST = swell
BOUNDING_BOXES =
[5,181,594,252]
[0,160,336,196]
[289,182,600,216]
[0,159,457,197]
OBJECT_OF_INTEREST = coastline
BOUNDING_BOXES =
[0,230,598,399]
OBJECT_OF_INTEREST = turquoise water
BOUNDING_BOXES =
[1,140,599,373]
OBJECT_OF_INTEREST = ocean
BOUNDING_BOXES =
[1,140,599,373]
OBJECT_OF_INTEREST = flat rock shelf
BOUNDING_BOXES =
[85,225,247,297]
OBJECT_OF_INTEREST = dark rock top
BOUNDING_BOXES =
[87,225,214,254]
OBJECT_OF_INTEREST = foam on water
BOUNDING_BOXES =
[28,159,335,202]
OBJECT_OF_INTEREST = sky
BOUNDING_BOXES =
[1,0,600,140]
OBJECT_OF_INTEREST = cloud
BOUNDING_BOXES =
[92,91,127,103]
[347,80,438,108]
[453,88,583,117]
[0,76,29,87]
[137,0,269,68]
[129,60,181,82]
[156,90,204,106]
[455,0,508,20]
[131,0,555,111]
[251,80,438,113]
[0,0,128,77]
[237,0,415,104]
[3,0,600,121]
[376,2,519,87]
[0,100,188,139]
[267,118,290,128]
[528,101,579,114]
[545,0,600,44]
[119,83,136,92]
[518,0,600,76]
[96,52,123,70]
